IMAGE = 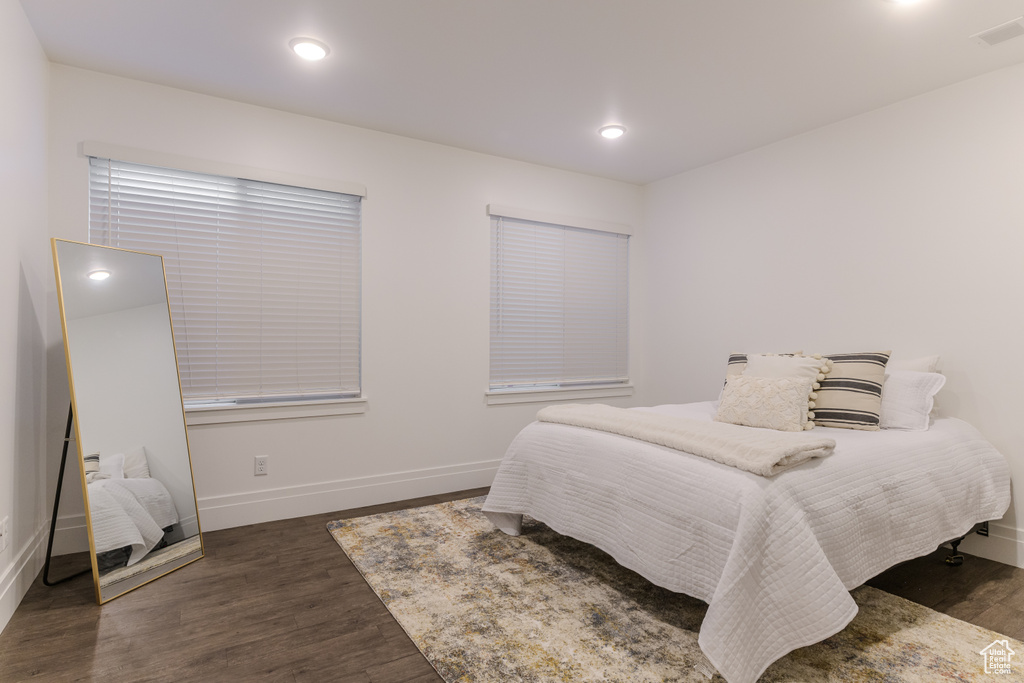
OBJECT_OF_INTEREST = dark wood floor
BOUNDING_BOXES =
[1,487,1022,682]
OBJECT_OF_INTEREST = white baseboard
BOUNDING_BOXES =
[49,458,500,551]
[49,512,90,556]
[958,522,1024,568]
[197,458,501,531]
[0,524,48,637]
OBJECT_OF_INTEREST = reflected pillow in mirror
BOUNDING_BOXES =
[880,370,946,431]
[84,453,102,483]
[123,446,151,479]
[99,452,125,480]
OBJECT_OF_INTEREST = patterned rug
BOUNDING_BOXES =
[328,497,1021,682]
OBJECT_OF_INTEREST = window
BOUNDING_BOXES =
[489,206,629,396]
[88,155,362,407]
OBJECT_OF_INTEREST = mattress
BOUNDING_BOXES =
[482,401,1011,683]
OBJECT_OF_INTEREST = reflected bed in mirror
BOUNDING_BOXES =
[52,239,203,603]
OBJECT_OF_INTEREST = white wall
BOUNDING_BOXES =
[47,66,647,543]
[643,60,1024,566]
[0,0,50,635]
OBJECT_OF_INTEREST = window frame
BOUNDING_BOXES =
[486,204,633,405]
[83,142,368,423]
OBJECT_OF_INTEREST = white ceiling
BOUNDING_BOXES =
[20,0,1024,185]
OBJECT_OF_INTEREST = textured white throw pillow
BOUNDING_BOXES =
[880,370,946,431]
[715,375,816,432]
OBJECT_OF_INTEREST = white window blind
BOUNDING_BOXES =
[490,215,629,390]
[88,157,361,404]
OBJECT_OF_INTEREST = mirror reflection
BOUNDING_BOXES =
[52,239,203,603]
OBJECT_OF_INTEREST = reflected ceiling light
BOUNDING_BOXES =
[599,124,627,140]
[88,270,111,281]
[884,0,922,4]
[289,37,330,61]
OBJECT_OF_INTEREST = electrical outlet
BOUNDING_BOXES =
[0,516,8,552]
[254,456,269,476]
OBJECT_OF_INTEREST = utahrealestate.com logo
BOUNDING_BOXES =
[980,639,1015,675]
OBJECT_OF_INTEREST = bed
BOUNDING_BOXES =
[482,400,1010,683]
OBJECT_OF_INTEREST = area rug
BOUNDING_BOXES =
[328,497,1021,682]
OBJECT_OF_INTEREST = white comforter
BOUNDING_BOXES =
[482,402,1011,683]
[87,477,179,566]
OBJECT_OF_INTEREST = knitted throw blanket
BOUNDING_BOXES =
[537,404,835,476]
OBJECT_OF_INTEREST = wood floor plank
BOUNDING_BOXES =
[866,545,1024,640]
[376,616,415,644]
[399,674,446,683]
[2,486,1022,682]
[971,601,1024,639]
[366,652,442,683]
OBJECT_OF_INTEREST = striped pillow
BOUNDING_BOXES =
[83,452,101,483]
[726,353,747,378]
[813,351,891,430]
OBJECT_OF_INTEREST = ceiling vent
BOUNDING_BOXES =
[972,17,1024,47]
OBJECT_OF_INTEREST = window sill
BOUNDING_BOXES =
[184,396,368,426]
[485,384,634,406]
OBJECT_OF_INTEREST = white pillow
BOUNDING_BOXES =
[744,353,831,382]
[99,452,125,480]
[880,370,946,431]
[123,446,151,479]
[715,375,816,432]
[887,355,940,373]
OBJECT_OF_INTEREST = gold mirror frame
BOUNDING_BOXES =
[51,238,204,603]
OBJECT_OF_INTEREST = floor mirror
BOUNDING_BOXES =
[51,238,203,603]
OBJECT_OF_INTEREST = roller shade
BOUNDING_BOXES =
[89,156,361,404]
[490,215,628,390]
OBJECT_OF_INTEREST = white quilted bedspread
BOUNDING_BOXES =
[482,401,1010,683]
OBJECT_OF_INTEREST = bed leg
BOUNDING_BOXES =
[945,535,966,566]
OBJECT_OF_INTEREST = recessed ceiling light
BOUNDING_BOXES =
[884,0,922,5]
[599,124,626,140]
[88,270,111,281]
[289,37,330,61]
